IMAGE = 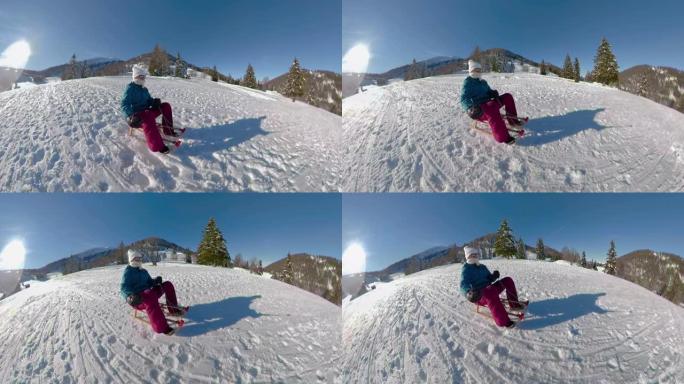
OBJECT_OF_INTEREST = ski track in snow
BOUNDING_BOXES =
[342,73,684,192]
[0,76,341,192]
[342,260,684,383]
[0,264,341,383]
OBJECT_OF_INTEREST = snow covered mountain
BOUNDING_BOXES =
[0,76,340,192]
[265,253,342,305]
[265,70,342,115]
[342,72,684,192]
[342,260,684,383]
[617,250,684,304]
[0,263,340,383]
[620,65,684,113]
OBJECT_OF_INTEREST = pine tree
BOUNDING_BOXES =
[282,253,295,284]
[540,60,547,75]
[118,241,126,265]
[494,219,517,258]
[536,238,546,260]
[470,46,482,64]
[174,52,184,78]
[242,63,258,89]
[516,237,526,259]
[574,58,581,82]
[604,240,618,275]
[593,37,620,86]
[149,44,169,76]
[285,58,305,101]
[491,56,500,73]
[562,54,574,79]
[580,251,587,268]
[405,59,421,81]
[62,54,78,80]
[197,218,231,267]
[211,65,218,82]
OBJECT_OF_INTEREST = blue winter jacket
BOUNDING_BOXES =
[460,263,495,295]
[120,82,153,118]
[120,265,154,300]
[460,76,493,111]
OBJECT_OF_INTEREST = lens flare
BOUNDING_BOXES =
[342,242,367,275]
[342,44,370,74]
[0,240,27,270]
[0,40,32,70]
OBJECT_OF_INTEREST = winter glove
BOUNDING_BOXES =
[127,293,142,307]
[466,289,482,303]
[487,89,500,99]
[151,98,162,110]
[128,114,142,128]
[467,105,483,120]
[490,270,500,282]
[153,276,163,286]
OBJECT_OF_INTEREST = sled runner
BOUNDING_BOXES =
[471,115,528,139]
[132,304,191,329]
[474,298,529,323]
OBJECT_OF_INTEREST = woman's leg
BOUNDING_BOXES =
[160,102,174,135]
[138,289,170,333]
[496,277,521,308]
[138,110,165,152]
[481,100,513,143]
[160,281,179,311]
[478,284,512,327]
[498,93,519,125]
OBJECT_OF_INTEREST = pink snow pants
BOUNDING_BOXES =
[477,93,518,143]
[135,281,178,333]
[477,277,520,327]
[134,102,174,152]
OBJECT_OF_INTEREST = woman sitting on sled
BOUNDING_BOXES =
[460,60,524,145]
[120,64,177,154]
[459,246,527,328]
[120,250,184,335]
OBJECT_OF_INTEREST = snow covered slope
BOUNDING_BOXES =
[342,260,684,383]
[0,263,340,383]
[342,73,684,192]
[0,76,341,192]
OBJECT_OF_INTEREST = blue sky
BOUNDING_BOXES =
[343,194,684,272]
[0,194,341,270]
[343,0,684,73]
[0,0,341,78]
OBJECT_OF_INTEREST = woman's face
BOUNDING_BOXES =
[134,75,146,85]
[471,69,482,78]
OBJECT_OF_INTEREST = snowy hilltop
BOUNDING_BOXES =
[342,73,684,192]
[0,76,341,192]
[0,263,340,383]
[342,260,684,383]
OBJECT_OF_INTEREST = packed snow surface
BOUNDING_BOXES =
[0,76,341,192]
[342,260,684,383]
[342,73,684,191]
[0,263,340,383]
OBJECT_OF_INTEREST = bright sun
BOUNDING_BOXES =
[342,44,370,74]
[0,240,26,270]
[0,40,32,69]
[342,242,367,275]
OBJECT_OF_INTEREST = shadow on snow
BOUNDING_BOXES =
[518,292,608,330]
[517,108,607,147]
[178,295,263,337]
[179,116,269,158]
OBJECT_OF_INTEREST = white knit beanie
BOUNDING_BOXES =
[128,249,142,264]
[132,64,148,80]
[468,60,482,75]
[464,246,480,264]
